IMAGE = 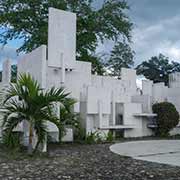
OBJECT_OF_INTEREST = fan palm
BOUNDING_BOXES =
[1,73,71,154]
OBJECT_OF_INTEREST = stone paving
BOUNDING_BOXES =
[110,140,180,167]
[0,143,180,179]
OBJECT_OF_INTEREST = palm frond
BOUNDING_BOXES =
[3,115,24,134]
[1,73,75,152]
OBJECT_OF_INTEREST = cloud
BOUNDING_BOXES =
[133,14,180,65]
[0,46,18,69]
[126,0,180,66]
[127,0,180,25]
[96,0,180,67]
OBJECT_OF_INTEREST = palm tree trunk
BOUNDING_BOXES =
[33,140,40,154]
[28,123,33,155]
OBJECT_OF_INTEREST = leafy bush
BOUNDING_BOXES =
[2,132,22,150]
[152,102,179,137]
[95,132,104,143]
[74,126,86,143]
[85,132,97,144]
[85,131,106,144]
[106,131,114,142]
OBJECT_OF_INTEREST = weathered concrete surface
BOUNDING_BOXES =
[110,140,180,166]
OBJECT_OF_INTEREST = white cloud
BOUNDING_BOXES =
[168,47,180,60]
[0,46,19,69]
[132,14,180,65]
[96,1,180,67]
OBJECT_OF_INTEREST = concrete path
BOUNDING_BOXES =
[110,140,180,166]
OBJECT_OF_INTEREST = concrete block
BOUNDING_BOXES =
[61,128,73,142]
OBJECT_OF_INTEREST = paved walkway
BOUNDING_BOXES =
[110,140,180,166]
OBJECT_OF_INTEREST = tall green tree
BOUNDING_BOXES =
[106,42,134,79]
[136,54,180,85]
[0,0,133,74]
[1,73,73,154]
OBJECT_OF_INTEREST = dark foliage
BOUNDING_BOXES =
[152,102,179,137]
[0,0,133,75]
[136,54,180,86]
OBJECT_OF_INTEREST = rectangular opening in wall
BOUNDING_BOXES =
[115,103,124,125]
[115,129,124,139]
[109,102,113,126]
[11,65,17,83]
[115,114,123,125]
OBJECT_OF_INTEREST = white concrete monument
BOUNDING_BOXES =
[1,8,180,151]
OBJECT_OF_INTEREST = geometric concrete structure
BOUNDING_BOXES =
[2,59,11,84]
[48,8,76,69]
[1,8,180,144]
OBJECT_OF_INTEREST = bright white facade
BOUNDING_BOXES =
[1,8,180,145]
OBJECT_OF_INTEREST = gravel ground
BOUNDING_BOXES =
[0,143,180,180]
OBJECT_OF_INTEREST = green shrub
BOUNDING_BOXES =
[74,126,86,143]
[85,131,108,144]
[95,132,104,143]
[2,132,22,150]
[85,132,97,144]
[152,102,179,137]
[106,131,114,142]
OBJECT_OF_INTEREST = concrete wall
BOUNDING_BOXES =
[142,80,153,96]
[18,45,47,89]
[131,95,152,113]
[46,61,92,113]
[48,8,76,68]
[86,86,111,115]
[170,127,180,136]
[152,83,168,103]
[124,103,144,137]
[167,87,180,112]
[169,72,180,88]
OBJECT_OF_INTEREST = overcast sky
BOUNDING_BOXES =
[128,0,180,65]
[1,0,180,67]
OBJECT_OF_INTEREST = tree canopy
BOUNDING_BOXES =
[0,0,133,74]
[106,41,134,79]
[136,54,180,85]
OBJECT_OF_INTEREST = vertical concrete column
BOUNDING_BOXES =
[98,100,103,128]
[56,102,61,119]
[2,59,11,84]
[52,102,61,119]
[111,91,116,126]
[41,135,47,152]
[41,45,47,89]
[60,52,65,84]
